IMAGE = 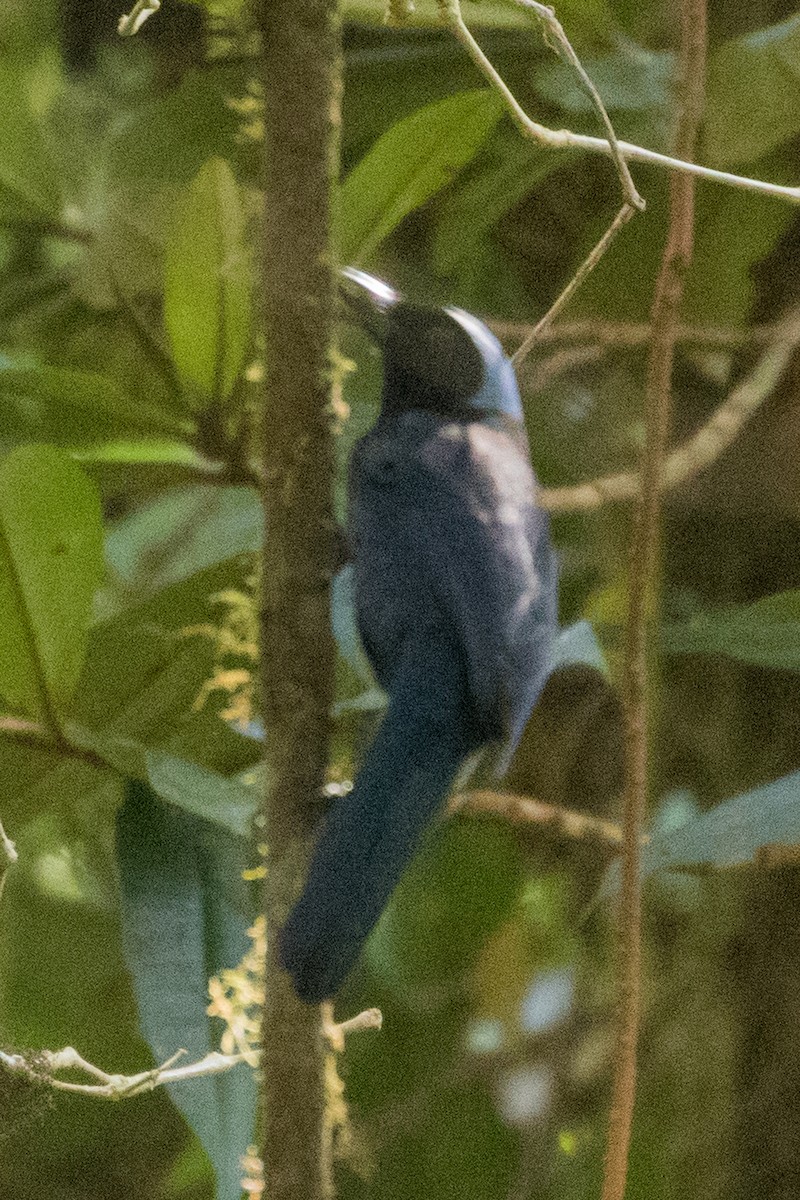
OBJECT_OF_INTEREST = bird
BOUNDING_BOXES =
[278,269,558,1004]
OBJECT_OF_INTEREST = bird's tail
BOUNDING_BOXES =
[279,627,477,1003]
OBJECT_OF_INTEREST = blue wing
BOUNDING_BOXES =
[351,410,557,765]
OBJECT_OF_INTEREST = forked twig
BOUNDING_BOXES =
[437,0,645,366]
[0,1008,382,1102]
[539,319,798,513]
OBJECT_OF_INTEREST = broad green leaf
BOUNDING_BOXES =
[0,769,136,1049]
[340,89,505,264]
[165,157,251,403]
[663,590,800,673]
[706,16,800,166]
[71,554,261,781]
[73,439,209,467]
[12,759,121,910]
[564,171,791,326]
[146,750,260,838]
[0,736,61,826]
[683,185,794,325]
[70,180,179,310]
[0,446,104,721]
[0,366,191,449]
[0,63,62,220]
[599,771,800,902]
[107,71,242,185]
[106,485,261,596]
[117,781,256,1200]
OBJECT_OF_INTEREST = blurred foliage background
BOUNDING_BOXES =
[2,0,800,1196]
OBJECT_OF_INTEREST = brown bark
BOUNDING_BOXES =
[601,2,707,1197]
[255,0,341,1196]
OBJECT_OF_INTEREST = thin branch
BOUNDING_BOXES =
[512,204,637,366]
[441,0,643,206]
[520,344,604,394]
[101,253,186,409]
[0,1008,382,1102]
[0,218,92,246]
[451,788,626,851]
[322,1006,384,1053]
[491,317,781,350]
[539,317,798,513]
[0,714,108,772]
[515,0,643,211]
[601,1,706,1195]
[0,715,45,739]
[433,0,797,205]
[118,0,161,36]
[438,0,645,367]
[0,1046,246,1100]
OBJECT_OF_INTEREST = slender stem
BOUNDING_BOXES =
[515,0,644,210]
[492,317,783,349]
[539,318,798,513]
[255,0,341,1196]
[442,0,646,368]
[437,0,797,206]
[600,2,707,1198]
[512,204,637,365]
[452,788,625,850]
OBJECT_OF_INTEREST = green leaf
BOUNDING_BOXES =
[72,439,210,467]
[434,137,561,277]
[72,555,261,780]
[340,89,505,264]
[706,16,800,166]
[0,63,62,220]
[663,590,800,673]
[146,750,260,838]
[564,171,791,326]
[165,157,251,404]
[117,781,256,1200]
[599,771,800,901]
[0,446,104,721]
[107,71,242,186]
[683,186,794,325]
[0,366,191,449]
[106,485,261,596]
[11,759,121,910]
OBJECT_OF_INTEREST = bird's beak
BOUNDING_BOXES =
[339,267,400,344]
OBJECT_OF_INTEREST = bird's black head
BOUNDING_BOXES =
[340,267,523,422]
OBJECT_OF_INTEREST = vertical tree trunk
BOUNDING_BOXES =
[256,0,341,1196]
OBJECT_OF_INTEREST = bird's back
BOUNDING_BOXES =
[349,407,556,763]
